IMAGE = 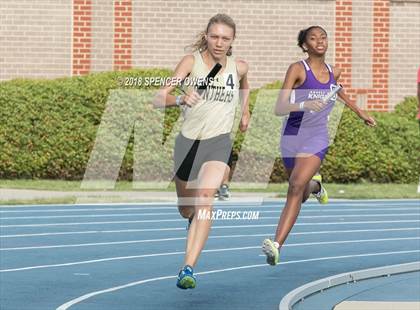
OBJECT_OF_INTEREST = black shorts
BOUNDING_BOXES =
[174,133,232,182]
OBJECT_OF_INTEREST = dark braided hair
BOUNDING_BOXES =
[297,26,328,53]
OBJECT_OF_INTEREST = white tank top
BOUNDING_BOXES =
[180,51,240,140]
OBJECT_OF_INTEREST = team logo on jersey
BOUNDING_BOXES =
[199,73,237,104]
[328,84,340,102]
[308,89,327,100]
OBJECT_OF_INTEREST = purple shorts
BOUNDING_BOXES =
[280,127,329,169]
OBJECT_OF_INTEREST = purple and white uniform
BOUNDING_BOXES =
[281,59,338,169]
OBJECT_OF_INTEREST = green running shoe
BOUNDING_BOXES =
[262,239,279,266]
[312,174,328,204]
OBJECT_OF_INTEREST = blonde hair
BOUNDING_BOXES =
[187,13,236,56]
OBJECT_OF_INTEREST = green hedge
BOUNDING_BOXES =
[322,97,420,183]
[1,71,419,183]
[0,70,171,180]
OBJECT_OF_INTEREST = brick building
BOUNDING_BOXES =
[1,0,419,110]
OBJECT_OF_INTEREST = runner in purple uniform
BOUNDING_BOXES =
[262,26,376,265]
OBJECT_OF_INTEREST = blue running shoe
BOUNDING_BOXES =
[176,265,196,289]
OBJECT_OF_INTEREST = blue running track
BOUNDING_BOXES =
[0,199,419,310]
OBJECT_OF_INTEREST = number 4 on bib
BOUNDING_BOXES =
[226,74,234,89]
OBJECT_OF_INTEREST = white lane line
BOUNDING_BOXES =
[0,199,419,208]
[2,219,420,228]
[4,234,420,252]
[2,235,419,252]
[1,207,420,219]
[55,249,420,310]
[0,202,180,208]
[2,211,419,220]
[0,246,251,272]
[0,218,182,227]
[0,199,418,209]
[1,203,419,213]
[1,203,419,214]
[0,207,178,213]
[0,212,179,219]
[2,226,419,239]
[2,237,419,271]
[0,228,186,238]
[1,200,419,212]
[0,236,186,251]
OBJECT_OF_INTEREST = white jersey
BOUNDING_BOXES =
[180,51,240,140]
